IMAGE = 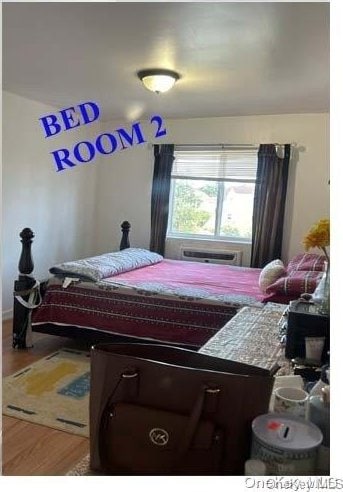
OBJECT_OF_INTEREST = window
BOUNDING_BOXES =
[167,146,258,241]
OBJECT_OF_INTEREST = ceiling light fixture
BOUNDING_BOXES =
[137,69,180,94]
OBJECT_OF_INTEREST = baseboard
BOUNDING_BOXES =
[2,309,13,321]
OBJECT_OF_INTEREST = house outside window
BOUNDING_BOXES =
[167,146,258,242]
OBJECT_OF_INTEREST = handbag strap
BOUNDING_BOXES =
[98,369,139,471]
[176,387,220,457]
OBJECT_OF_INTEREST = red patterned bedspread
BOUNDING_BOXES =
[32,259,289,346]
[32,279,238,347]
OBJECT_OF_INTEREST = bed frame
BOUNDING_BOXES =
[12,221,132,349]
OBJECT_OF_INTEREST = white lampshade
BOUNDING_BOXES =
[138,69,180,94]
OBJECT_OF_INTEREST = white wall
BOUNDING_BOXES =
[94,113,329,264]
[92,125,155,254]
[2,91,99,315]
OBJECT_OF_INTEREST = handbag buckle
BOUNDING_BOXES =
[122,371,138,379]
[205,388,220,394]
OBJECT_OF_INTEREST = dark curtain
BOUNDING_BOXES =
[150,144,175,255]
[250,144,291,268]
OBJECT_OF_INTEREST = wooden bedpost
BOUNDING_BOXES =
[13,228,36,349]
[120,221,131,250]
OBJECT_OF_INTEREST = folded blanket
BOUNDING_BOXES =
[50,248,163,281]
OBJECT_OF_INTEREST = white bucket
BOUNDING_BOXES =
[251,413,323,475]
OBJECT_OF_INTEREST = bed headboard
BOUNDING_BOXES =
[13,221,131,348]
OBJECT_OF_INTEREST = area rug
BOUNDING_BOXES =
[2,348,91,437]
[66,454,93,475]
[66,454,105,476]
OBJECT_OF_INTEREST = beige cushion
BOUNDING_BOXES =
[259,259,286,293]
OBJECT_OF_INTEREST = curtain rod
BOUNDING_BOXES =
[174,144,258,151]
[174,143,295,148]
[148,143,302,153]
[173,143,299,159]
[175,144,257,147]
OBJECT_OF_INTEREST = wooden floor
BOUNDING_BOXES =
[2,319,90,476]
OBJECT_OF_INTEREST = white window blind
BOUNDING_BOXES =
[172,147,258,181]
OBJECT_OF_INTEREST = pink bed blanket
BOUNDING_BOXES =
[102,259,268,304]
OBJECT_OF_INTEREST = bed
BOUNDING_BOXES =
[12,222,325,350]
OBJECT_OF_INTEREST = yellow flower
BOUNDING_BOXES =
[303,218,330,260]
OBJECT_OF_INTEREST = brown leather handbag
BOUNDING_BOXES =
[89,343,275,475]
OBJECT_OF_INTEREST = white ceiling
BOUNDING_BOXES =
[3,2,329,121]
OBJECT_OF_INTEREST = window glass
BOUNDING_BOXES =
[219,182,255,239]
[168,147,258,241]
[171,180,217,235]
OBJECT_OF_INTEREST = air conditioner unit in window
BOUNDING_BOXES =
[179,247,242,266]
